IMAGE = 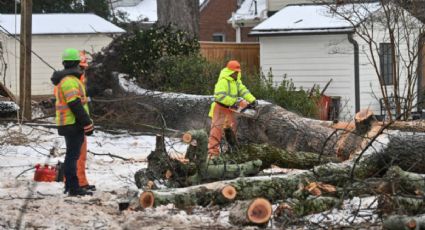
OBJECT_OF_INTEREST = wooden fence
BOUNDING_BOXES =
[199,42,259,73]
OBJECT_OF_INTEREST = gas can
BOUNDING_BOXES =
[34,164,57,182]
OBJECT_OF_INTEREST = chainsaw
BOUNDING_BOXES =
[229,100,258,119]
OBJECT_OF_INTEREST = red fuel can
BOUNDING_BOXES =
[34,164,57,182]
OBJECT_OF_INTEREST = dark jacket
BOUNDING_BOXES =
[51,68,92,136]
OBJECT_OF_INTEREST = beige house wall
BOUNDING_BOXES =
[0,33,114,96]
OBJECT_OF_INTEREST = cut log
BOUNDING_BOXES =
[292,196,341,217]
[186,159,263,185]
[228,198,272,226]
[383,214,425,230]
[387,120,425,132]
[135,129,263,188]
[385,166,425,195]
[379,132,425,174]
[220,185,237,201]
[378,195,425,215]
[138,184,238,209]
[235,144,341,170]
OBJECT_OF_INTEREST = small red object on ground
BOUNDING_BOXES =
[34,164,57,182]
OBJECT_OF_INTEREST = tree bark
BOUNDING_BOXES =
[384,166,425,195]
[235,144,342,170]
[157,0,199,38]
[378,195,425,215]
[383,214,425,230]
[291,196,341,217]
[380,132,425,173]
[139,184,238,209]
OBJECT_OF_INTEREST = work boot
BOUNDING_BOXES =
[80,184,96,191]
[68,187,93,196]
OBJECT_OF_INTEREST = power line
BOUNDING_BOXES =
[0,23,56,71]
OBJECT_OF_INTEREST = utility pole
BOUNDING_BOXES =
[19,0,32,120]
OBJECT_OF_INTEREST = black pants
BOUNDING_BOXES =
[64,131,85,191]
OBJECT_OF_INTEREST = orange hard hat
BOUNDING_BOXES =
[79,50,88,68]
[227,60,241,72]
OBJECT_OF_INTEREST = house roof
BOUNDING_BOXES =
[251,3,381,36]
[0,13,125,35]
[230,0,267,26]
[114,0,207,23]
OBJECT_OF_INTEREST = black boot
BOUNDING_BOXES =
[68,187,93,196]
[80,184,96,191]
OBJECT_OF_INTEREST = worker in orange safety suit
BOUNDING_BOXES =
[75,50,96,192]
[207,60,257,158]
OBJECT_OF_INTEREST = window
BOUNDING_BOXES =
[212,33,225,42]
[380,43,393,85]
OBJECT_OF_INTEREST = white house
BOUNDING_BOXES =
[250,3,424,119]
[230,0,329,42]
[0,13,125,96]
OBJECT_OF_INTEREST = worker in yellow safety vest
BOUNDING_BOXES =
[207,60,257,158]
[51,48,94,196]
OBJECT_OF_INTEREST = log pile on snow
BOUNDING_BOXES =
[86,74,425,227]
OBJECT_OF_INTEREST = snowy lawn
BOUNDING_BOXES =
[0,123,234,229]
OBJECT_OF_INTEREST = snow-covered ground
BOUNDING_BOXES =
[0,123,233,229]
[0,122,381,229]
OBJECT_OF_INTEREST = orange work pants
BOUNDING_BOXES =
[208,104,236,156]
[77,136,89,187]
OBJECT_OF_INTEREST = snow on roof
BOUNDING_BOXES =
[251,3,381,35]
[230,0,267,24]
[115,0,157,22]
[115,0,207,23]
[0,13,125,35]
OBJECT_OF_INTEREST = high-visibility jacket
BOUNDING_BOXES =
[54,76,89,126]
[209,67,256,117]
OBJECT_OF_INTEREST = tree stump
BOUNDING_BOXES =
[228,198,272,226]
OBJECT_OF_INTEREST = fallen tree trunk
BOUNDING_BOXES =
[386,120,425,133]
[95,75,368,158]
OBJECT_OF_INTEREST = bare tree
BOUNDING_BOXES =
[157,0,200,38]
[324,0,424,120]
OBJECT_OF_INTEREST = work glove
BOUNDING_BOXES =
[84,123,94,136]
[250,100,258,108]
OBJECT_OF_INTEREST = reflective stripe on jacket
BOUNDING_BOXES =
[208,67,256,117]
[54,76,89,126]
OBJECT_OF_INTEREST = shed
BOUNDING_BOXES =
[250,3,424,119]
[0,13,125,96]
